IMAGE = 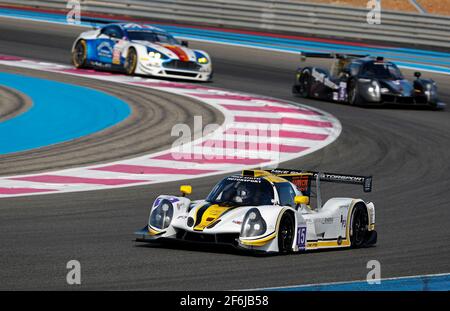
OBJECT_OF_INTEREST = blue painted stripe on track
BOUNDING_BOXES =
[0,7,449,75]
[0,72,130,155]
[264,273,450,291]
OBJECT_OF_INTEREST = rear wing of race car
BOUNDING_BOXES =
[267,169,373,193]
[300,52,369,61]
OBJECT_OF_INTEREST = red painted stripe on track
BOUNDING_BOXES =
[60,68,115,76]
[0,187,56,195]
[10,175,148,185]
[235,116,333,128]
[224,127,328,140]
[220,103,319,115]
[0,55,23,61]
[132,81,209,90]
[92,164,217,175]
[188,93,281,102]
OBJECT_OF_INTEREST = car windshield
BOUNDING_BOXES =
[361,62,404,79]
[127,30,179,44]
[206,176,274,206]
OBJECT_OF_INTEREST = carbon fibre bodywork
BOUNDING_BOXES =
[292,54,445,109]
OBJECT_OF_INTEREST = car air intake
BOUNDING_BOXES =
[165,71,199,77]
[163,60,201,71]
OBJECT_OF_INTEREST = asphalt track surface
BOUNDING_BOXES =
[0,84,32,123]
[0,17,449,290]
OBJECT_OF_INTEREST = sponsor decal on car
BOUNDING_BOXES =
[89,61,112,69]
[97,41,113,58]
[112,50,121,64]
[226,176,261,183]
[312,68,339,90]
[340,214,347,228]
[291,175,310,194]
[321,217,334,224]
[112,40,127,65]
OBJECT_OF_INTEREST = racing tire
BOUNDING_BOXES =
[350,204,369,248]
[72,40,88,69]
[348,80,363,106]
[296,70,312,98]
[206,70,214,82]
[277,212,295,253]
[124,48,138,75]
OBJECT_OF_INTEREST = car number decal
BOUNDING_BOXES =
[297,226,307,250]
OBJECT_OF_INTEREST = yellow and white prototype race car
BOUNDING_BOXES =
[135,169,377,254]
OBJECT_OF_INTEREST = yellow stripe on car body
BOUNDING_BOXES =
[193,204,231,231]
[239,232,276,246]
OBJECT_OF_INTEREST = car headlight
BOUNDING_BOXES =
[368,80,380,95]
[426,83,436,92]
[149,199,174,229]
[425,84,431,96]
[197,57,208,64]
[149,51,162,59]
[424,83,437,100]
[240,208,267,238]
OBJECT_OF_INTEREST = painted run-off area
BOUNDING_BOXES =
[265,273,450,291]
[0,72,131,155]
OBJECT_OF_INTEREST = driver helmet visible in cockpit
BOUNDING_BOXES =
[233,183,251,204]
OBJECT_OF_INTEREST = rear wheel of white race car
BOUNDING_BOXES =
[124,48,137,75]
[350,204,369,248]
[278,212,295,253]
[72,40,88,68]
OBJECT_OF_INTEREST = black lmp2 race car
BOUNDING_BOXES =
[292,52,446,109]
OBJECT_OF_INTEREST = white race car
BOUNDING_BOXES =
[135,169,377,254]
[71,23,213,81]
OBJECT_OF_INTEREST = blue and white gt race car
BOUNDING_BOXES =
[71,23,213,81]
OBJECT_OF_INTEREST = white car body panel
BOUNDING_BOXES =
[136,170,377,254]
[72,24,213,81]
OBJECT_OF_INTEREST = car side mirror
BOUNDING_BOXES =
[180,185,192,196]
[294,195,309,206]
[181,40,189,47]
[414,71,422,79]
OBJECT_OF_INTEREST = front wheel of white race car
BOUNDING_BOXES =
[124,48,138,75]
[72,40,88,69]
[350,204,369,248]
[277,212,295,253]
